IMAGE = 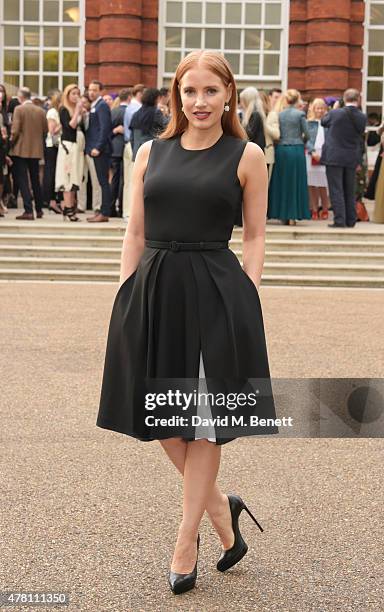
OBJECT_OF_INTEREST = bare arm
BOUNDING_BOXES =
[239,142,269,291]
[118,140,152,286]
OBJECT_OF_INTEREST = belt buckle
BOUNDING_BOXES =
[170,240,180,251]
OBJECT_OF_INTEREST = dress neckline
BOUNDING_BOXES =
[177,131,225,152]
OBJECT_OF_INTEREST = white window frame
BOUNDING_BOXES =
[0,0,85,96]
[362,0,384,118]
[158,0,289,90]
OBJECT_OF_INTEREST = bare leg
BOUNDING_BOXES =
[63,191,75,209]
[319,186,330,211]
[160,438,235,554]
[309,186,319,212]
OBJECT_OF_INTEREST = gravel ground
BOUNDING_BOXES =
[0,282,383,612]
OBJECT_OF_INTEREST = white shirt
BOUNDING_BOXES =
[91,96,102,109]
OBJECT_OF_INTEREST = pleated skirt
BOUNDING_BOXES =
[268,144,311,221]
[96,246,279,444]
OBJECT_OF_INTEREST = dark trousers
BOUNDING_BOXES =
[325,165,356,226]
[13,156,43,213]
[43,146,58,204]
[93,152,112,217]
[110,156,123,213]
[10,156,20,198]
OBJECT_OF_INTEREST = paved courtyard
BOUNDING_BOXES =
[1,282,383,611]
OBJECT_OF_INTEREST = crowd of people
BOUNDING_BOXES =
[0,80,383,226]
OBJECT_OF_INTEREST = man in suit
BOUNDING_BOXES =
[110,88,131,217]
[320,88,367,228]
[9,87,48,220]
[85,80,112,222]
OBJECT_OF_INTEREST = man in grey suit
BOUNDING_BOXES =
[320,89,367,228]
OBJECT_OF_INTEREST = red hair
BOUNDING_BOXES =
[158,50,247,141]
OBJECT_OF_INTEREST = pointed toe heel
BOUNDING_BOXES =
[217,494,263,572]
[168,533,200,595]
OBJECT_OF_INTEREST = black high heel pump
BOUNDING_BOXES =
[168,533,200,595]
[217,494,263,572]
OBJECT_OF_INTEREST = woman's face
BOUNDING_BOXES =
[103,94,113,108]
[313,103,326,119]
[69,88,80,105]
[178,67,232,131]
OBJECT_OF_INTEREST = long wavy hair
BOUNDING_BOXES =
[158,51,247,140]
[60,83,80,117]
[239,86,266,129]
[307,98,327,120]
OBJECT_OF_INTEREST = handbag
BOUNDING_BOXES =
[355,200,369,222]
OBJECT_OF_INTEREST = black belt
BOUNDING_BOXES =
[145,240,229,252]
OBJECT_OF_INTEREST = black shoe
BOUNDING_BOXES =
[217,494,263,572]
[168,533,200,595]
[327,223,346,228]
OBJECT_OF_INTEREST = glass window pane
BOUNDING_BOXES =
[63,1,80,23]
[367,81,383,101]
[369,30,384,52]
[370,4,384,25]
[43,76,59,95]
[62,76,77,89]
[206,3,221,24]
[4,0,20,20]
[245,3,261,24]
[44,1,60,21]
[244,54,260,75]
[44,51,59,71]
[44,27,60,47]
[166,1,182,22]
[185,28,201,48]
[265,3,281,25]
[225,3,241,24]
[24,26,40,46]
[205,29,221,48]
[186,2,202,23]
[165,50,181,72]
[63,27,79,47]
[24,75,39,94]
[24,50,39,71]
[3,75,20,96]
[264,30,281,51]
[245,29,261,50]
[225,53,239,73]
[63,51,78,72]
[4,26,20,46]
[368,56,384,77]
[24,0,40,21]
[263,54,280,76]
[4,51,20,71]
[165,27,182,47]
[225,29,241,49]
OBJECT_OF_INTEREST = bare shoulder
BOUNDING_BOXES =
[237,141,266,188]
[134,139,155,177]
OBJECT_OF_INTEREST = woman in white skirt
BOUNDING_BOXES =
[55,84,86,222]
[306,98,330,220]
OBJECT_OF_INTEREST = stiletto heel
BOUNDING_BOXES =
[216,494,263,572]
[62,205,80,222]
[168,533,200,595]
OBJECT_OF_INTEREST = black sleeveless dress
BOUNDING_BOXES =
[96,131,279,445]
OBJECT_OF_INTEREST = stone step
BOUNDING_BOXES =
[0,268,382,288]
[1,233,383,253]
[0,221,383,241]
[0,257,383,280]
[0,245,383,265]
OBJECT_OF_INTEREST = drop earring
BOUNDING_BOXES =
[224,103,230,111]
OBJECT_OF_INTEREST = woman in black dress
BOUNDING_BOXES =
[96,51,278,594]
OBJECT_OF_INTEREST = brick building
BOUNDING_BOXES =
[1,1,383,117]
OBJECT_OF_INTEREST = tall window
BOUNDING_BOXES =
[363,0,384,120]
[158,0,289,89]
[0,0,84,96]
